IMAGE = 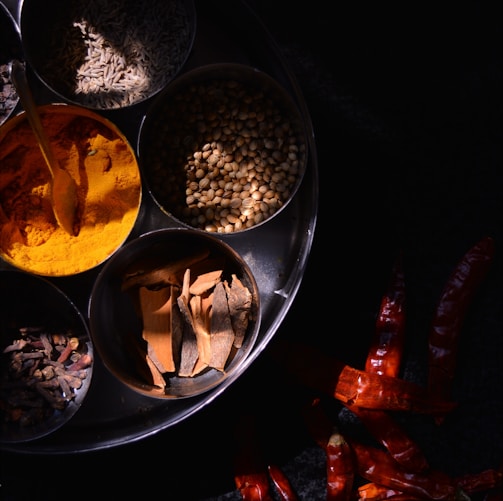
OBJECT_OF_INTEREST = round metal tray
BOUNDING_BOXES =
[0,0,318,454]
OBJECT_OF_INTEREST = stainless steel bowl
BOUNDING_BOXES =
[19,0,196,110]
[0,2,22,126]
[0,269,94,443]
[88,228,261,399]
[137,63,309,234]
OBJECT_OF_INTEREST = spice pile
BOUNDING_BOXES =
[0,325,92,435]
[33,0,194,109]
[0,4,22,126]
[142,72,307,233]
[0,64,18,126]
[121,246,254,390]
[233,236,503,500]
[0,106,141,276]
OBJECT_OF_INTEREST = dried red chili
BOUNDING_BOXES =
[325,426,355,501]
[454,465,503,495]
[357,481,408,500]
[267,340,457,414]
[427,236,495,421]
[365,252,406,378]
[351,255,429,473]
[349,440,458,500]
[233,413,273,501]
[345,404,429,473]
[267,464,299,501]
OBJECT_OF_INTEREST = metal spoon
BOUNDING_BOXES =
[9,59,77,236]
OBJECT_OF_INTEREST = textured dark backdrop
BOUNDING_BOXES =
[1,1,502,499]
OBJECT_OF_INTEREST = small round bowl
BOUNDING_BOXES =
[89,228,261,399]
[19,0,196,110]
[0,3,22,126]
[0,103,142,277]
[138,63,309,234]
[0,269,94,444]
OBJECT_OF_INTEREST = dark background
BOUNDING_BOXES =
[1,1,502,499]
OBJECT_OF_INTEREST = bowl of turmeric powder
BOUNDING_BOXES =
[0,103,142,277]
[88,228,261,399]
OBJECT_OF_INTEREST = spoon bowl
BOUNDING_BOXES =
[9,60,77,235]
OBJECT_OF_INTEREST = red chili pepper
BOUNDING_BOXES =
[267,339,457,414]
[326,426,355,501]
[336,364,457,413]
[350,440,458,500]
[300,397,334,450]
[345,404,429,473]
[300,399,355,501]
[267,464,299,501]
[357,482,406,500]
[234,413,273,501]
[365,252,406,378]
[353,254,429,473]
[454,466,503,494]
[427,236,495,420]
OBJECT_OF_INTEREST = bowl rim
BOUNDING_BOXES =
[18,0,198,111]
[0,268,94,444]
[88,227,261,399]
[0,103,143,277]
[137,62,310,235]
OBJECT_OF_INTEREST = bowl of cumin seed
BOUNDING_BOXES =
[19,0,196,110]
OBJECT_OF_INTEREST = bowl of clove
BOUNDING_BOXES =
[88,228,261,399]
[0,269,94,444]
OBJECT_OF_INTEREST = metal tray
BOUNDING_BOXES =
[0,0,318,454]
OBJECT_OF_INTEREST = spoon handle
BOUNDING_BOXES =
[9,59,58,177]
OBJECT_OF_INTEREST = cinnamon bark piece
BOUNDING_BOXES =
[209,281,235,372]
[177,269,199,376]
[145,353,167,390]
[121,248,210,291]
[169,285,183,372]
[225,274,252,349]
[189,294,212,376]
[189,269,223,296]
[139,286,176,373]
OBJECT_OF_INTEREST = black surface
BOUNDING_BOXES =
[1,1,502,500]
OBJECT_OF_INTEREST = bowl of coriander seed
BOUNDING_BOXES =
[137,63,309,234]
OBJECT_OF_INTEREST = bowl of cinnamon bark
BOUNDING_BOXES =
[0,269,93,443]
[88,228,260,399]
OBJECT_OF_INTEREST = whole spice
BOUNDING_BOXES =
[345,404,429,473]
[0,63,18,126]
[0,326,92,432]
[352,253,429,473]
[365,252,406,378]
[234,413,273,501]
[0,107,141,276]
[326,426,355,501]
[143,73,306,233]
[427,236,495,420]
[268,339,457,414]
[267,464,299,501]
[37,0,194,109]
[350,441,458,500]
[122,248,253,386]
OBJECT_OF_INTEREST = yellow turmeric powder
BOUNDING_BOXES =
[0,105,141,276]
